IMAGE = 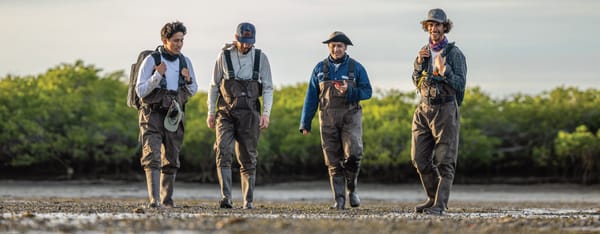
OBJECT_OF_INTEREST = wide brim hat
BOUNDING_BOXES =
[420,8,448,24]
[164,100,183,132]
[322,31,353,46]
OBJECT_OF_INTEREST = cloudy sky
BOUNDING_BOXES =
[1,0,598,97]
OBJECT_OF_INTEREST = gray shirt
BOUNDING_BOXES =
[208,44,274,116]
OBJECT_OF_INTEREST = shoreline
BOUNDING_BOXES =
[2,180,600,203]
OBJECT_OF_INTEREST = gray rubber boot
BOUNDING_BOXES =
[330,176,346,210]
[217,167,233,208]
[415,172,439,213]
[160,172,176,208]
[424,176,452,216]
[145,169,160,208]
[346,170,360,207]
[241,172,255,209]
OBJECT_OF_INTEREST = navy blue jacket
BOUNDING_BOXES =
[299,55,372,132]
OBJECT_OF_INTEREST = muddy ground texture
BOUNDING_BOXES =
[1,197,600,233]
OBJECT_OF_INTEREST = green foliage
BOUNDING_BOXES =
[1,61,599,183]
[362,89,414,166]
[555,126,600,184]
[458,87,502,173]
[0,61,137,178]
[490,87,600,175]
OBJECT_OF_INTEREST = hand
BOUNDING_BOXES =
[417,48,430,64]
[333,80,348,94]
[260,114,270,129]
[155,62,166,76]
[301,129,310,135]
[206,114,216,129]
[434,54,446,75]
[181,68,191,83]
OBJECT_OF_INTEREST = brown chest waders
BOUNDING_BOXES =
[139,87,189,208]
[412,53,460,215]
[215,49,262,209]
[137,52,190,208]
[319,58,362,209]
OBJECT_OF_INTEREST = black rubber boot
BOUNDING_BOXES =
[160,172,176,208]
[219,198,233,209]
[217,167,233,209]
[415,172,439,213]
[242,173,255,209]
[330,176,346,210]
[346,170,360,208]
[424,175,452,216]
[145,169,160,208]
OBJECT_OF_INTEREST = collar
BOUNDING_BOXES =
[328,54,348,64]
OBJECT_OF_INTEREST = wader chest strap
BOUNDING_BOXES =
[223,50,235,79]
[252,49,261,81]
[322,58,355,81]
[223,49,262,81]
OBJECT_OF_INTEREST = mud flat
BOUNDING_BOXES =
[1,181,600,233]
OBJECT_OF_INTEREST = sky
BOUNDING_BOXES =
[1,0,598,97]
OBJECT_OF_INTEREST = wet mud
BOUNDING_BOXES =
[1,181,600,233]
[2,198,600,233]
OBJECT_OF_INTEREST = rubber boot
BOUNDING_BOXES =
[330,176,346,210]
[241,172,255,209]
[160,172,176,208]
[415,172,439,213]
[424,175,452,216]
[145,169,160,208]
[217,167,233,208]
[345,169,360,207]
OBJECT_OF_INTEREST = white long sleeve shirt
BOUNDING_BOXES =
[208,45,274,116]
[136,53,198,98]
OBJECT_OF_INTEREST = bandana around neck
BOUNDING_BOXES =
[158,46,179,61]
[429,37,448,52]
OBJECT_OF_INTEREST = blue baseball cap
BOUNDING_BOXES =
[236,22,256,44]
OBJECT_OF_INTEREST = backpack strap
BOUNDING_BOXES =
[151,45,162,66]
[153,51,189,89]
[252,49,261,81]
[322,59,329,81]
[151,52,161,66]
[223,50,235,79]
[177,54,188,86]
[150,52,167,89]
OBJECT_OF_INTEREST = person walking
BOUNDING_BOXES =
[136,21,198,208]
[207,22,273,209]
[411,8,467,215]
[299,31,372,209]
